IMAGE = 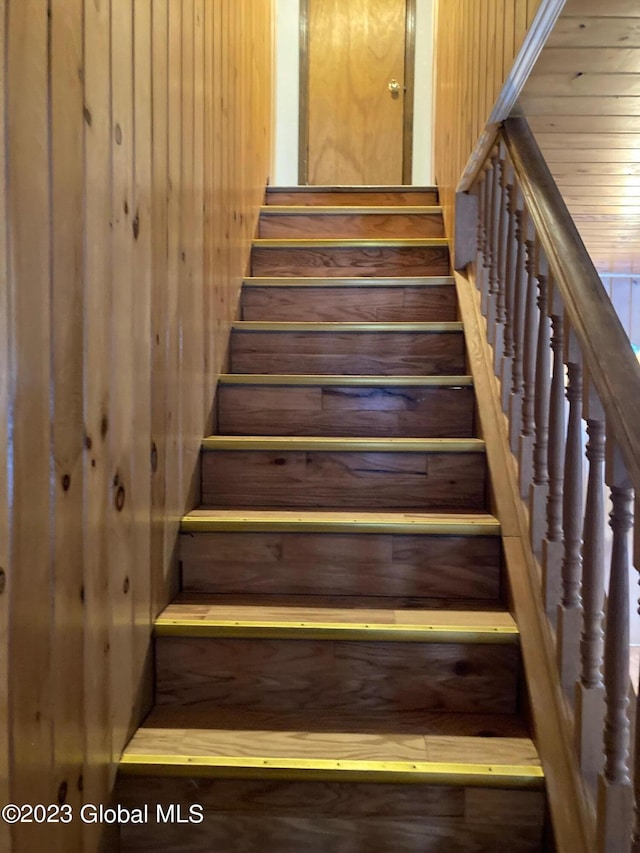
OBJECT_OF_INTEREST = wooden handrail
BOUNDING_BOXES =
[502,116,640,495]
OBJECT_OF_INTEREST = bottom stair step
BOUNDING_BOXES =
[117,728,544,853]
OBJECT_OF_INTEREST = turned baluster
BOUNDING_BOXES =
[501,177,519,412]
[598,447,633,853]
[575,384,606,790]
[475,170,487,303]
[529,257,551,557]
[557,337,584,699]
[493,147,509,370]
[541,286,565,622]
[518,222,540,498]
[480,165,493,316]
[487,152,502,345]
[508,203,528,453]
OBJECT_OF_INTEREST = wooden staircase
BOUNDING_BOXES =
[116,187,547,852]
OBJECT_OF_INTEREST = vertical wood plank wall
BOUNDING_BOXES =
[434,0,542,239]
[0,2,274,851]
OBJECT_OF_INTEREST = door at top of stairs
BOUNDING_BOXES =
[304,0,410,185]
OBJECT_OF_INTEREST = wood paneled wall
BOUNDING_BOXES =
[434,0,542,239]
[0,2,274,851]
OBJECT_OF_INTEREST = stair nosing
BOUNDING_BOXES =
[119,750,543,787]
[231,321,463,333]
[253,238,449,248]
[218,373,472,387]
[200,436,485,453]
[243,275,455,287]
[155,613,518,644]
[259,205,444,216]
[180,510,500,536]
[266,184,439,192]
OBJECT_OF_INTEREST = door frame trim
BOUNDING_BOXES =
[298,0,416,186]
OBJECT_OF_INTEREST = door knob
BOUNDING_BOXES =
[388,79,401,97]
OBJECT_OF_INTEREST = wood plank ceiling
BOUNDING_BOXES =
[519,0,640,276]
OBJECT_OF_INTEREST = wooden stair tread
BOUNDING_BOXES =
[232,321,462,332]
[201,436,485,452]
[254,238,448,248]
[141,707,531,737]
[266,185,439,192]
[219,373,472,386]
[260,205,443,215]
[120,727,542,786]
[243,275,455,286]
[181,509,500,535]
[155,603,517,642]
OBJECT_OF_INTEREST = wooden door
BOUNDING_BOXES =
[302,0,411,186]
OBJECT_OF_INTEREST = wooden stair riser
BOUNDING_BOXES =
[155,636,520,716]
[118,183,546,853]
[217,382,475,438]
[117,776,545,853]
[258,212,445,239]
[251,244,450,277]
[179,530,502,601]
[265,189,439,206]
[201,449,487,511]
[241,283,457,322]
[230,330,466,375]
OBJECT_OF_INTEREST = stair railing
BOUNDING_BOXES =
[468,115,640,853]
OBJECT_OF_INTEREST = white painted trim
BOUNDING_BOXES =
[273,0,300,186]
[456,0,567,193]
[412,0,435,185]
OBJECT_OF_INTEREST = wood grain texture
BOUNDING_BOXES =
[201,448,487,511]
[306,0,406,184]
[117,757,545,851]
[258,212,445,239]
[251,244,451,277]
[125,705,531,735]
[229,329,466,375]
[50,2,85,849]
[518,0,640,268]
[266,188,439,205]
[119,813,544,853]
[241,283,457,321]
[1,3,274,851]
[179,529,501,599]
[6,3,54,842]
[158,601,516,631]
[434,0,543,242]
[117,771,545,852]
[156,636,520,715]
[217,381,475,437]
